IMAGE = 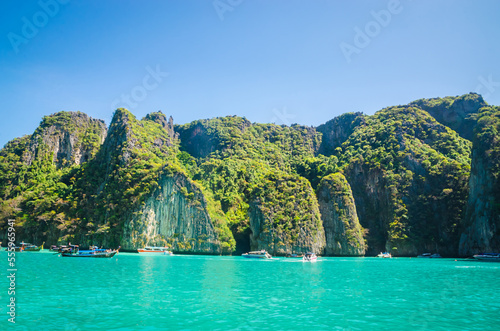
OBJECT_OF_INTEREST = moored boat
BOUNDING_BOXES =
[242,250,272,259]
[61,245,119,258]
[303,252,317,262]
[137,246,173,255]
[377,252,392,258]
[285,253,304,258]
[20,242,44,251]
[418,253,442,258]
[473,253,500,262]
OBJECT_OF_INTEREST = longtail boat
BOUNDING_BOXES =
[60,245,120,258]
[20,242,44,251]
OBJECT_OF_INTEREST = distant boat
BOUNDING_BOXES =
[137,246,173,255]
[61,245,119,258]
[303,252,317,262]
[50,245,68,252]
[285,253,304,258]
[418,253,442,258]
[242,250,272,259]
[377,252,392,258]
[473,253,500,262]
[8,242,44,252]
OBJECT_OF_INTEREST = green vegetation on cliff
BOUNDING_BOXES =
[1,93,498,256]
[336,105,471,255]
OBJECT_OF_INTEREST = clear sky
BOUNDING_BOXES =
[1,0,499,147]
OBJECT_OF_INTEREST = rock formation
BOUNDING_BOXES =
[317,172,366,256]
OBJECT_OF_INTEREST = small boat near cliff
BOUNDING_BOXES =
[137,246,173,255]
[60,245,119,258]
[285,253,304,258]
[417,253,442,258]
[377,252,392,258]
[5,242,44,252]
[242,250,272,259]
[473,253,500,262]
[20,242,44,251]
[303,252,317,262]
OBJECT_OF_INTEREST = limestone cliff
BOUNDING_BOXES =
[23,111,107,168]
[122,172,223,253]
[409,93,486,141]
[248,172,325,255]
[176,116,252,158]
[339,106,470,256]
[460,106,500,255]
[317,173,366,256]
[68,109,233,253]
[317,112,365,156]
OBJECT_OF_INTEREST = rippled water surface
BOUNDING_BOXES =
[1,252,499,330]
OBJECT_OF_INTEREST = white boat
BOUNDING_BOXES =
[137,246,173,255]
[377,252,392,258]
[241,250,272,259]
[418,253,442,258]
[473,253,500,262]
[303,252,317,262]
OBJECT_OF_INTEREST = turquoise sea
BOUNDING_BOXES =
[1,251,499,330]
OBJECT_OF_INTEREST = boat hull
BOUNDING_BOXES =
[303,257,317,262]
[473,255,500,262]
[242,254,270,259]
[137,249,173,255]
[61,251,117,258]
[242,251,272,259]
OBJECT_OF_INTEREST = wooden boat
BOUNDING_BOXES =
[20,242,44,251]
[61,245,119,258]
[242,250,272,259]
[303,252,318,262]
[473,253,500,262]
[137,246,173,255]
[50,245,68,252]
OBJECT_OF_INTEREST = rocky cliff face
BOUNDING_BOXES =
[144,111,177,143]
[122,172,222,253]
[317,173,366,256]
[460,106,500,255]
[338,107,470,256]
[23,111,107,168]
[176,116,252,158]
[317,112,365,156]
[2,94,499,257]
[343,162,393,255]
[248,173,325,255]
[409,93,486,141]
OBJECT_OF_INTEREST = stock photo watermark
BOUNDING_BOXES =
[475,74,499,99]
[271,107,295,126]
[340,0,404,63]
[110,65,169,110]
[7,0,69,54]
[213,0,244,21]
[6,219,17,324]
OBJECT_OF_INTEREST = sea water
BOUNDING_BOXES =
[1,252,499,330]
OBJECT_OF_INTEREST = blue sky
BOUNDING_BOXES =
[1,0,499,147]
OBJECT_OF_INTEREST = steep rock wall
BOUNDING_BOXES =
[317,173,366,256]
[122,172,222,253]
[460,107,500,255]
[23,111,107,168]
[248,173,326,255]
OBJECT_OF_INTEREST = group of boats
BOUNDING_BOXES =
[241,250,318,262]
[5,242,500,262]
[6,243,173,258]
